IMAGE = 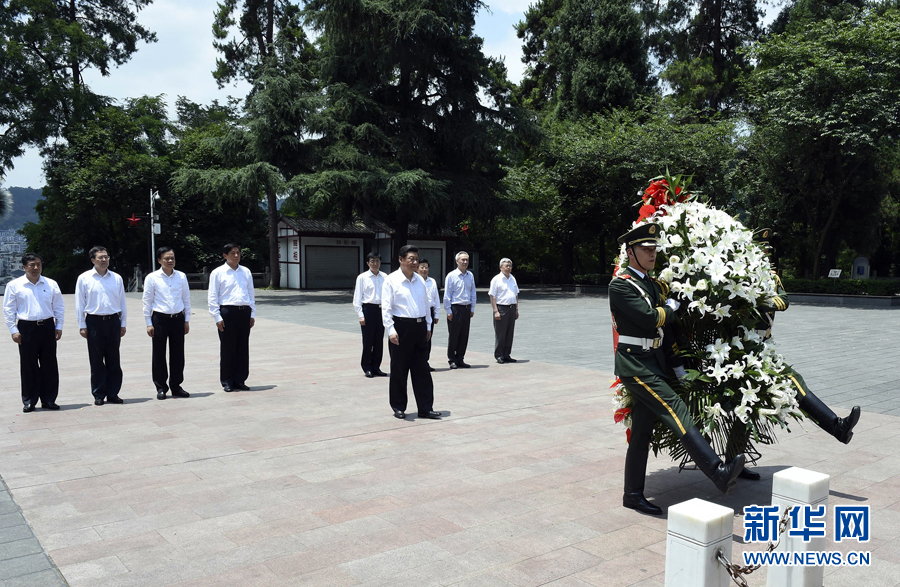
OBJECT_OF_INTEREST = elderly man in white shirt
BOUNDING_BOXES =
[416,257,440,372]
[489,257,520,364]
[143,247,192,400]
[381,245,441,420]
[208,243,256,392]
[75,245,128,406]
[3,253,65,412]
[353,252,387,378]
[443,251,476,369]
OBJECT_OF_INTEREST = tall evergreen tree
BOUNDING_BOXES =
[0,0,156,175]
[297,0,527,257]
[516,0,651,119]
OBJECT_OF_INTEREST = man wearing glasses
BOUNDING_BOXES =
[3,253,65,412]
[353,252,387,378]
[381,245,441,420]
[75,246,128,406]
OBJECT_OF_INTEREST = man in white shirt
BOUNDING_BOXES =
[75,246,128,406]
[353,252,387,378]
[416,258,440,372]
[489,258,520,364]
[443,251,476,369]
[208,243,256,392]
[381,245,441,420]
[143,247,192,400]
[3,253,65,412]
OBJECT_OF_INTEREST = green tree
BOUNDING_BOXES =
[297,0,528,258]
[516,0,651,119]
[0,0,156,175]
[204,0,317,287]
[645,0,762,114]
[741,10,900,277]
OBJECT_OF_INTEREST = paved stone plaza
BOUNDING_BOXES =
[1,289,899,586]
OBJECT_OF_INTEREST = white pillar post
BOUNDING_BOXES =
[767,467,830,587]
[665,498,734,587]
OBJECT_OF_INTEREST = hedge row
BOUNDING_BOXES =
[571,274,900,296]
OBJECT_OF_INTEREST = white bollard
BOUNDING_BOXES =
[767,467,830,587]
[665,498,734,587]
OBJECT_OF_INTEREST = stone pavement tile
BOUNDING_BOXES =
[47,530,167,567]
[821,555,900,587]
[0,512,25,530]
[0,537,44,560]
[572,548,666,587]
[573,525,667,562]
[428,519,532,555]
[39,526,101,552]
[223,511,329,546]
[56,555,127,586]
[0,524,33,545]
[166,562,284,587]
[0,552,53,580]
[0,568,67,587]
[500,522,601,558]
[338,541,454,581]
[264,537,377,578]
[540,578,598,587]
[490,546,602,587]
[314,495,406,524]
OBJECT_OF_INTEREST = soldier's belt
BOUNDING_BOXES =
[618,335,662,350]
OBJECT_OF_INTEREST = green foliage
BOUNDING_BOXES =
[516,0,651,119]
[741,10,900,277]
[781,278,900,296]
[297,0,529,257]
[0,0,156,174]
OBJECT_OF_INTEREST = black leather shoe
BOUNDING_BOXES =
[107,397,124,404]
[94,398,105,406]
[157,391,166,400]
[393,409,406,419]
[223,384,234,392]
[234,383,250,391]
[171,388,189,398]
[449,362,458,370]
[457,361,471,368]
[41,402,60,410]
[496,357,505,364]
[623,492,662,515]
[505,357,517,363]
[834,406,861,444]
[23,403,34,413]
[429,367,436,372]
[374,370,388,377]
[739,468,761,481]
[365,371,375,378]
[418,411,442,419]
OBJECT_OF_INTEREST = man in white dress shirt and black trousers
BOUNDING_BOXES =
[75,246,127,406]
[417,258,440,372]
[382,245,441,420]
[143,247,191,400]
[353,252,387,378]
[3,253,65,412]
[489,258,520,364]
[443,251,476,369]
[208,243,256,392]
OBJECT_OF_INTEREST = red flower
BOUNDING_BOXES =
[609,377,622,389]
[637,204,656,221]
[626,428,632,444]
[614,407,632,424]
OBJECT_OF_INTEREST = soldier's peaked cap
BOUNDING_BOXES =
[754,228,773,244]
[618,223,660,247]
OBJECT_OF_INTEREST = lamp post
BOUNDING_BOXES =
[150,189,161,271]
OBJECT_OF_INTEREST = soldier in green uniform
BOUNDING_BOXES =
[732,229,861,480]
[611,223,746,515]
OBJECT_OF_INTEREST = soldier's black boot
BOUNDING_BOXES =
[680,427,746,494]
[623,446,662,515]
[800,395,860,444]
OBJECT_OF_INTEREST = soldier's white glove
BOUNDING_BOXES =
[666,298,681,311]
[673,365,687,380]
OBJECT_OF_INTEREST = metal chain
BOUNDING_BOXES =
[716,507,793,587]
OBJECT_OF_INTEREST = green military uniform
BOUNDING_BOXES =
[611,223,745,515]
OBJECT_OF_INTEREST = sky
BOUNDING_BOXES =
[2,0,533,190]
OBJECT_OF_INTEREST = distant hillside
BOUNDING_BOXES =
[0,186,42,231]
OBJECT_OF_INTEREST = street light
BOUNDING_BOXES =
[150,189,161,270]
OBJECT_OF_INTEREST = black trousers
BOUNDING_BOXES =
[218,305,251,387]
[493,304,516,359]
[424,307,436,363]
[151,311,186,392]
[17,320,59,407]
[360,303,384,373]
[389,318,434,414]
[85,314,123,400]
[446,303,472,364]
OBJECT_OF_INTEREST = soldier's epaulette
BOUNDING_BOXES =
[616,273,632,280]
